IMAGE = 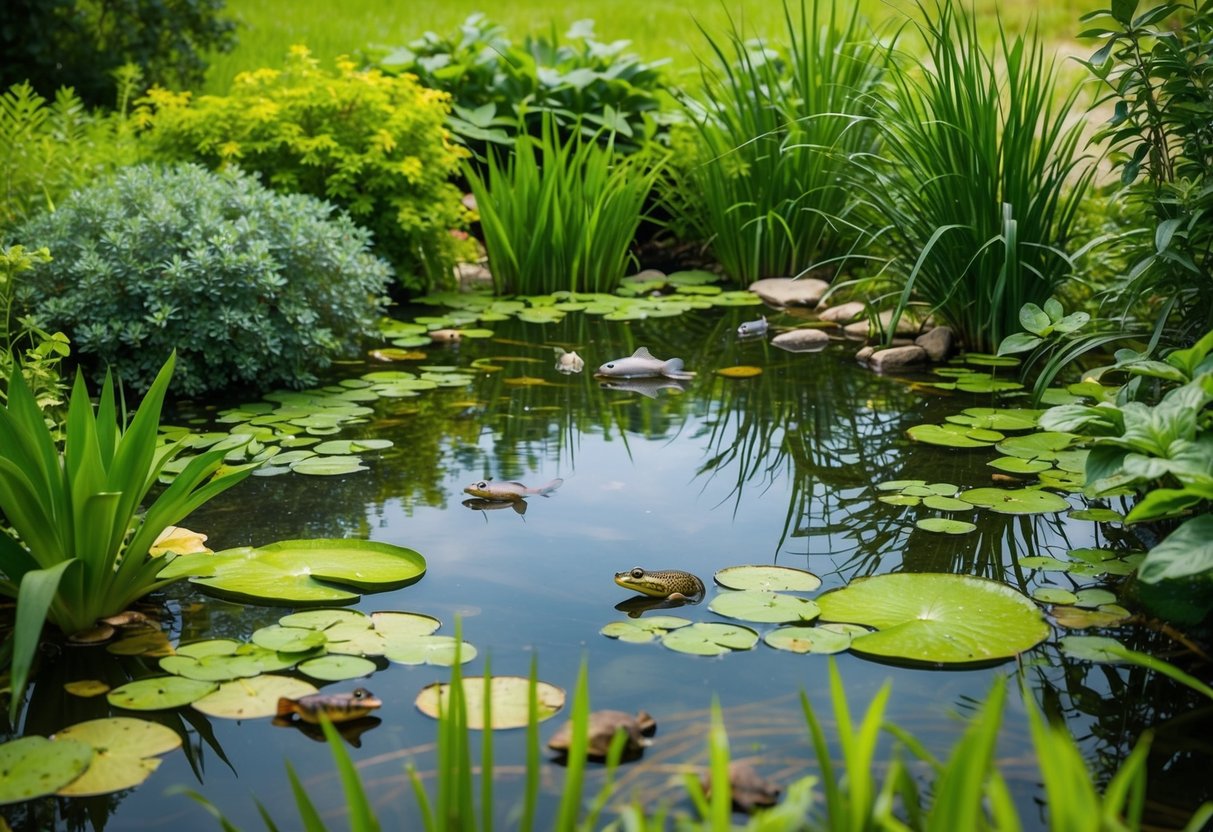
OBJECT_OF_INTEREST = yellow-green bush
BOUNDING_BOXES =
[137,46,472,293]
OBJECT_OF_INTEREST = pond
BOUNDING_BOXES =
[6,300,1211,830]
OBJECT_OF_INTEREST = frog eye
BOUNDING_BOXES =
[352,688,368,699]
[630,567,645,579]
[476,481,487,489]
[606,363,615,369]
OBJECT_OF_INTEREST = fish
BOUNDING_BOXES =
[736,316,768,337]
[463,497,527,515]
[428,329,462,342]
[553,347,585,374]
[275,687,382,724]
[598,377,690,399]
[463,478,563,502]
[595,347,696,380]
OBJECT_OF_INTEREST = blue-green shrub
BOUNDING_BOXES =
[13,163,392,396]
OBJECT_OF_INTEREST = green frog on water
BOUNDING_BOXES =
[614,567,705,601]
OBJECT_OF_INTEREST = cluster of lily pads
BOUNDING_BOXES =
[603,566,1051,667]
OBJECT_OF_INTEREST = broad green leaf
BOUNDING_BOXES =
[193,675,319,720]
[764,626,853,654]
[708,590,821,623]
[107,677,218,710]
[661,622,758,655]
[415,677,564,729]
[713,565,821,592]
[54,718,181,797]
[962,487,1070,514]
[0,736,93,804]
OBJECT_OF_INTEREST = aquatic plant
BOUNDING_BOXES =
[0,353,255,722]
[843,0,1094,354]
[664,0,887,283]
[466,115,663,294]
[0,244,68,410]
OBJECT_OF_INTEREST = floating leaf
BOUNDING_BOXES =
[1052,604,1131,629]
[289,456,369,476]
[1017,556,1072,572]
[1059,635,1126,662]
[816,573,1049,666]
[946,408,1039,431]
[252,625,328,653]
[661,622,759,656]
[504,376,555,387]
[64,680,110,698]
[764,626,853,655]
[370,611,442,638]
[995,432,1078,460]
[106,629,174,657]
[149,526,210,557]
[962,487,1070,515]
[879,495,920,507]
[709,590,821,623]
[415,677,565,729]
[907,424,1000,448]
[160,652,268,682]
[714,566,822,592]
[1069,508,1124,522]
[988,456,1051,474]
[599,617,692,643]
[1032,588,1078,605]
[159,539,427,606]
[107,677,218,710]
[384,635,477,666]
[193,675,319,720]
[717,366,763,378]
[298,655,378,681]
[54,718,181,797]
[312,439,394,455]
[0,736,93,805]
[916,518,975,534]
[922,495,972,512]
[962,353,1021,367]
[876,480,926,491]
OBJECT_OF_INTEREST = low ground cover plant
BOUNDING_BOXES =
[663,0,886,284]
[0,244,69,410]
[13,163,392,396]
[136,46,472,293]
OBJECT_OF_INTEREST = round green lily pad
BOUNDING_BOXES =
[384,635,477,666]
[64,680,110,698]
[946,408,1039,431]
[962,487,1070,515]
[53,718,181,797]
[1032,588,1078,605]
[159,653,268,682]
[922,495,972,512]
[312,439,394,455]
[876,480,926,491]
[879,495,920,507]
[709,590,821,623]
[994,432,1077,460]
[279,609,369,630]
[1074,588,1118,608]
[764,626,853,654]
[107,677,218,710]
[0,736,93,804]
[414,677,565,729]
[370,611,442,638]
[907,424,1000,448]
[1017,556,1072,571]
[290,456,369,476]
[915,518,976,534]
[1069,508,1123,523]
[298,655,378,681]
[1052,604,1131,629]
[176,639,240,659]
[713,565,822,592]
[193,675,319,720]
[159,539,427,606]
[252,625,329,653]
[660,622,759,656]
[599,617,692,643]
[988,457,1052,474]
[816,573,1049,666]
[1059,635,1126,662]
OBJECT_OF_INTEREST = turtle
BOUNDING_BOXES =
[547,709,657,760]
[702,760,782,813]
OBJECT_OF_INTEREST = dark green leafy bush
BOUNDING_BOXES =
[137,47,471,293]
[13,163,392,396]
[0,0,235,107]
[363,14,672,155]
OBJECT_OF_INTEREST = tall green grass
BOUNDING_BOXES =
[665,0,887,283]
[466,117,663,294]
[843,0,1095,354]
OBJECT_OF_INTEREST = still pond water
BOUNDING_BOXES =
[7,303,1210,830]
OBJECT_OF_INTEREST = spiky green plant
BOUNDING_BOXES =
[664,0,888,284]
[845,0,1094,353]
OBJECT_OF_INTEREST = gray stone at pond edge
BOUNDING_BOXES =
[772,328,831,352]
[855,345,875,364]
[455,262,492,289]
[628,268,667,281]
[915,326,954,361]
[818,301,866,324]
[748,277,830,307]
[843,309,927,340]
[868,345,927,372]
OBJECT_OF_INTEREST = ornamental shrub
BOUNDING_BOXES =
[137,46,472,294]
[13,163,392,396]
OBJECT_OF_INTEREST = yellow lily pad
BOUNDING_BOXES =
[717,366,763,378]
[64,680,111,698]
[193,675,319,720]
[415,676,564,729]
[54,718,181,797]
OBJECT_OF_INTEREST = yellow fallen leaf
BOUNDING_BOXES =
[717,366,763,378]
[65,680,111,698]
[150,526,211,557]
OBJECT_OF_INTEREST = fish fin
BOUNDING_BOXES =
[275,697,296,719]
[631,347,656,359]
[538,478,564,496]
[553,346,567,356]
[512,501,528,515]
[662,358,697,380]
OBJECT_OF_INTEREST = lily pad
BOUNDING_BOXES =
[1032,587,1078,605]
[946,408,1039,431]
[54,718,181,797]
[0,736,94,804]
[1069,508,1124,523]
[298,655,378,681]
[915,518,976,534]
[414,677,565,729]
[107,677,218,710]
[709,590,821,623]
[370,611,442,638]
[713,565,822,592]
[159,539,426,606]
[879,495,920,507]
[1016,556,1072,572]
[384,635,477,666]
[599,617,692,643]
[994,431,1078,460]
[661,622,759,656]
[106,629,174,657]
[251,625,329,654]
[193,675,319,720]
[1074,588,1118,608]
[764,626,853,654]
[64,680,110,698]
[717,366,763,378]
[962,487,1070,515]
[876,480,926,491]
[159,652,268,682]
[988,456,1052,474]
[816,573,1049,666]
[289,456,369,476]
[1051,604,1131,629]
[922,495,973,512]
[312,439,394,455]
[1059,635,1126,662]
[907,424,1000,448]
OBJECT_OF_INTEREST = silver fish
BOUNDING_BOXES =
[595,347,696,380]
[463,478,563,502]
[598,377,690,399]
[737,316,768,337]
[553,347,585,374]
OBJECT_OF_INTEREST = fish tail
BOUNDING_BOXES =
[275,697,296,719]
[537,478,564,496]
[661,358,696,380]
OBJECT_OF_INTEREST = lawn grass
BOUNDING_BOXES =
[206,0,1093,94]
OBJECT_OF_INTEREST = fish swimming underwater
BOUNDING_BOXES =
[275,688,382,724]
[463,478,564,502]
[595,347,696,380]
[554,347,585,374]
[598,376,691,399]
[737,316,768,337]
[428,328,462,343]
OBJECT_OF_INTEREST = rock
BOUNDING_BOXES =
[915,326,954,362]
[868,345,928,372]
[454,262,492,289]
[748,277,830,307]
[855,345,874,364]
[842,309,927,340]
[627,268,666,282]
[701,761,781,813]
[548,710,657,760]
[817,301,866,324]
[771,328,830,352]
